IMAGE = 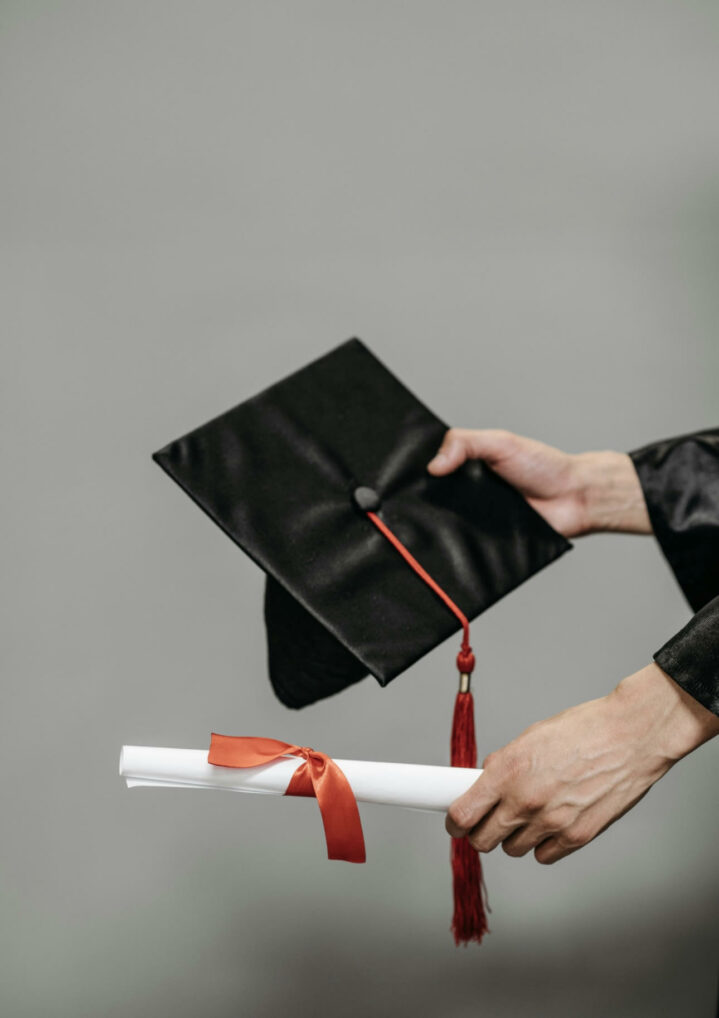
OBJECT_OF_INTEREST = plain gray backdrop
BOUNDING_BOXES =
[2,3,718,1016]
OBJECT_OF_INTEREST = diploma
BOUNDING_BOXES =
[119,745,482,813]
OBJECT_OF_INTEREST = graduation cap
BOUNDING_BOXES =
[153,337,571,943]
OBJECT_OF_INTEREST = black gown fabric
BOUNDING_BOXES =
[630,429,719,716]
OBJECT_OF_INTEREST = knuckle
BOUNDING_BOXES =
[437,440,452,458]
[447,802,473,830]
[468,832,488,853]
[518,792,543,815]
[442,428,463,452]
[560,827,587,850]
[573,823,593,846]
[444,814,459,836]
[542,808,571,832]
[503,752,529,781]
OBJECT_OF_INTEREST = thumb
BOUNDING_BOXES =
[427,429,469,475]
[429,428,522,476]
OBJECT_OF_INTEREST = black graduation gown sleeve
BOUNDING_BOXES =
[629,429,719,716]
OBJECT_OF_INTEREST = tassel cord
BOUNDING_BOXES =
[364,508,488,945]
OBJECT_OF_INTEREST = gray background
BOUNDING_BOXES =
[2,2,718,1016]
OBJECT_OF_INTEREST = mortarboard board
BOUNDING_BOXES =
[153,338,571,708]
[152,337,571,944]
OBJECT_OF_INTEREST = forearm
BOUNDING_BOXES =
[612,662,719,762]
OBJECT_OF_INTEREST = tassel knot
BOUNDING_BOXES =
[456,648,475,675]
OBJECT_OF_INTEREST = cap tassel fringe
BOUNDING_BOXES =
[450,663,489,946]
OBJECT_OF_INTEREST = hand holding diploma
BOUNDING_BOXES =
[446,663,719,864]
[431,429,719,865]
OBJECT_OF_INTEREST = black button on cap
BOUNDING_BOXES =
[353,486,381,512]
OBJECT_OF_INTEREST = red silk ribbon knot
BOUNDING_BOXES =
[208,734,366,864]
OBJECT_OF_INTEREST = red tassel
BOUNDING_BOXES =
[362,510,489,943]
[450,686,489,945]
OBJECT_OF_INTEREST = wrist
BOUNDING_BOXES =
[573,451,652,536]
[611,663,719,763]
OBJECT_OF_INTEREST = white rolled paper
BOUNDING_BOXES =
[119,746,482,813]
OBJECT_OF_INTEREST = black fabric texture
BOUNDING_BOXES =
[630,428,719,716]
[153,338,572,708]
[654,595,719,716]
[264,577,368,708]
[630,429,719,612]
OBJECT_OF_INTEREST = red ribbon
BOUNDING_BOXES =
[208,734,366,864]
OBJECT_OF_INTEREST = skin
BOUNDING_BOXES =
[428,429,719,865]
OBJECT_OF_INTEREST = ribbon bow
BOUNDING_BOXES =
[208,734,366,863]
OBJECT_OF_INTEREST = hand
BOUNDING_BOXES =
[427,428,651,537]
[445,664,719,864]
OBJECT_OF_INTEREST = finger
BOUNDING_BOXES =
[468,804,524,853]
[428,428,521,476]
[534,829,588,865]
[501,823,551,858]
[533,794,646,865]
[445,813,468,838]
[445,775,501,837]
[450,429,520,465]
[427,429,470,476]
[533,838,575,865]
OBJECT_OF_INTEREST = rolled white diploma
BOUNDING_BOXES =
[120,746,482,813]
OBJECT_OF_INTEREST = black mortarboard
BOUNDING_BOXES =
[153,338,571,709]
